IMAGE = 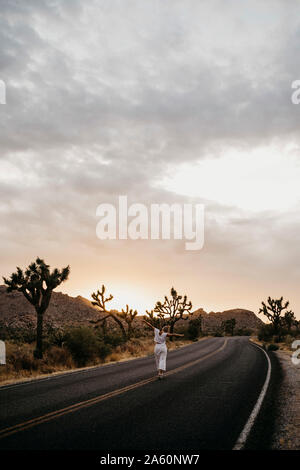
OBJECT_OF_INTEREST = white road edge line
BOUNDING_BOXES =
[232,342,272,450]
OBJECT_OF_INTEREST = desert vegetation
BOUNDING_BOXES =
[1,258,299,385]
[0,321,194,384]
[256,296,300,351]
[0,259,197,384]
[150,287,193,339]
[3,257,70,358]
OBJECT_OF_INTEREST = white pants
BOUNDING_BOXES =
[154,343,167,371]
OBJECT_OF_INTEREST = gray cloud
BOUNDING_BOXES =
[1,0,300,315]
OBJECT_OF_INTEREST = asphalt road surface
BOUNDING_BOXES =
[0,337,270,451]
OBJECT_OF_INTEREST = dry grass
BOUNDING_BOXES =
[104,336,197,364]
[250,335,298,354]
[0,336,206,386]
[0,342,75,385]
[250,336,264,347]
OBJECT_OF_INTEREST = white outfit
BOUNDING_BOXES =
[154,328,168,371]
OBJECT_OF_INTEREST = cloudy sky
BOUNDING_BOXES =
[1,0,300,319]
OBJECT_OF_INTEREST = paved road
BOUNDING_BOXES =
[0,337,269,450]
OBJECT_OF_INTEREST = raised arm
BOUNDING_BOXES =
[167,333,184,337]
[143,319,155,330]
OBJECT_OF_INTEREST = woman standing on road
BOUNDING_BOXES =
[143,319,184,379]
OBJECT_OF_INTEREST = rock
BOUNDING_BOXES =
[192,307,263,332]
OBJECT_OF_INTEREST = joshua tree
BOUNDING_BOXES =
[118,305,138,339]
[259,296,290,336]
[144,310,161,329]
[187,316,202,341]
[282,310,296,333]
[222,318,236,336]
[90,285,127,341]
[154,287,192,340]
[3,257,70,358]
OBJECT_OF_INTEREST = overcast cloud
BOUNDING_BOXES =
[1,0,300,317]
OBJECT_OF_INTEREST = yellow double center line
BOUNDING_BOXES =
[0,339,228,440]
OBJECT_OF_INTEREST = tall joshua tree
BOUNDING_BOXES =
[90,285,127,341]
[3,258,70,359]
[259,296,290,336]
[154,287,193,340]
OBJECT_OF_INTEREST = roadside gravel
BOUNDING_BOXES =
[271,349,300,450]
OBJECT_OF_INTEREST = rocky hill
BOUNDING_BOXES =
[192,307,264,332]
[0,285,263,333]
[0,285,103,329]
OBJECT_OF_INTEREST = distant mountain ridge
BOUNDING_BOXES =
[0,285,264,332]
[192,307,264,332]
[0,285,101,329]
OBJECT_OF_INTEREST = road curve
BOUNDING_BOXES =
[0,337,269,450]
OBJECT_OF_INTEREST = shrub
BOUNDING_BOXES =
[214,331,223,337]
[131,328,144,339]
[45,346,74,368]
[8,346,39,371]
[268,343,279,351]
[187,319,202,341]
[258,323,274,342]
[102,332,125,348]
[173,325,189,338]
[0,323,7,340]
[65,327,102,367]
[234,328,252,336]
[290,328,300,337]
[46,326,67,348]
[284,335,294,347]
[97,341,112,360]
[0,324,37,344]
[108,352,122,362]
